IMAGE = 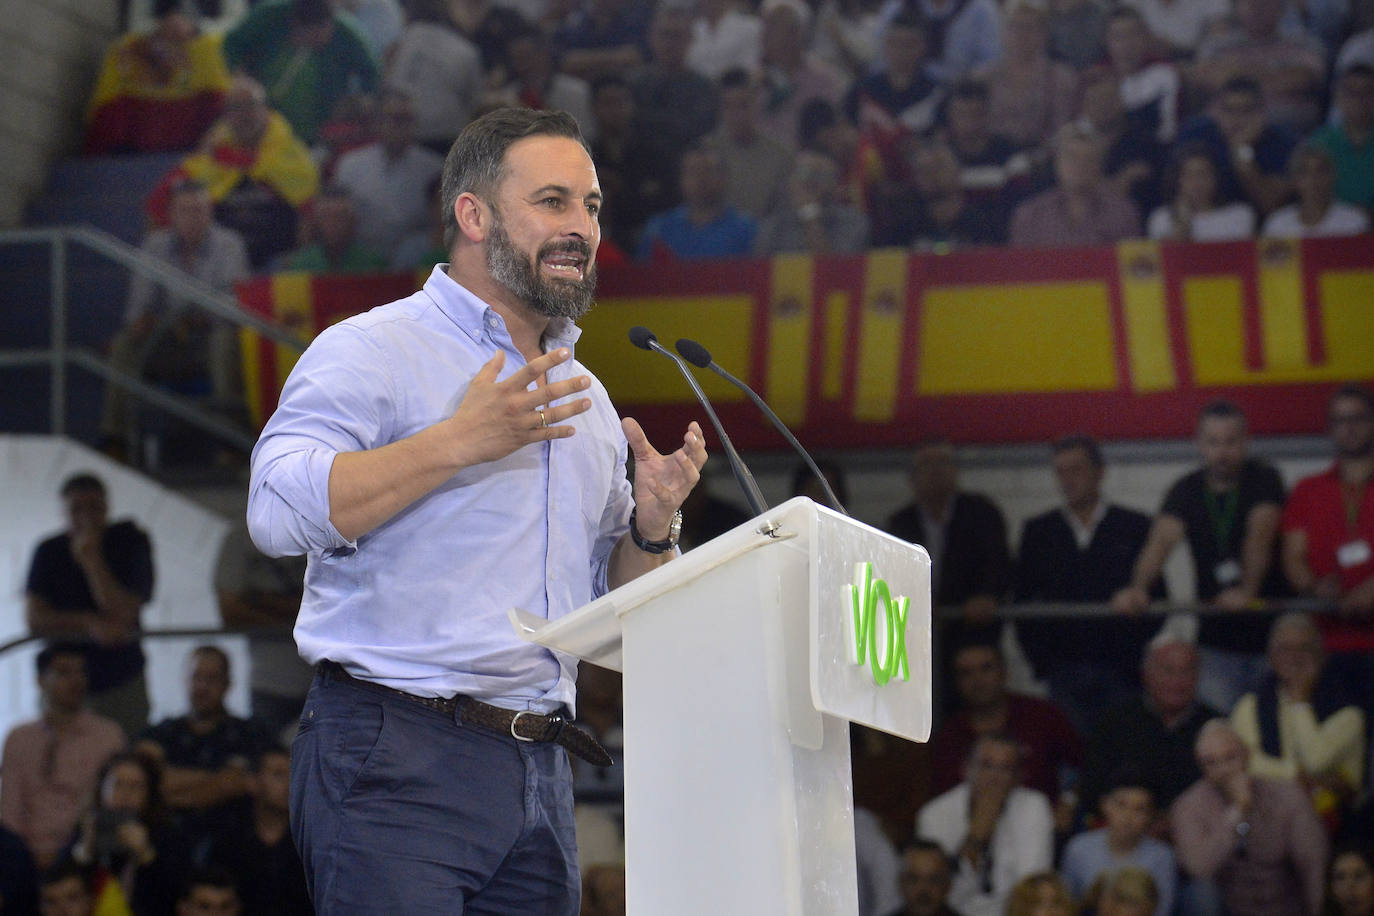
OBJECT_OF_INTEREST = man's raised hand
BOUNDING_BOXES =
[449,348,593,466]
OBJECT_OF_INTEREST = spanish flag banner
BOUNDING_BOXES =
[238,237,1374,448]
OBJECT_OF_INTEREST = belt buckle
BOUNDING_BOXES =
[510,710,538,742]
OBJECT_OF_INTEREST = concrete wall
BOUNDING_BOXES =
[0,0,120,226]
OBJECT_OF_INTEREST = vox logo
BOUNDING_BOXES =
[846,562,910,686]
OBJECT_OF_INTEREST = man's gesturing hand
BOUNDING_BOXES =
[623,418,708,538]
[449,348,593,466]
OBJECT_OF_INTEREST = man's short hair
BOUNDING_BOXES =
[718,66,753,91]
[951,634,1003,666]
[60,473,106,498]
[291,0,333,26]
[191,644,232,679]
[1103,763,1157,802]
[37,641,88,677]
[439,107,588,246]
[797,98,840,150]
[1051,434,1102,468]
[40,858,93,890]
[900,837,955,872]
[1198,398,1247,428]
[789,458,849,506]
[1329,383,1374,415]
[179,865,241,903]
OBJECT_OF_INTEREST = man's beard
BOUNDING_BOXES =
[486,214,597,321]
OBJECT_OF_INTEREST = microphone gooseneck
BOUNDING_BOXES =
[626,327,768,517]
[674,337,848,516]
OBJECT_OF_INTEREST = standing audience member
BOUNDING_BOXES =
[1005,872,1074,916]
[1,645,126,869]
[1146,144,1258,241]
[1283,385,1374,638]
[1077,638,1219,823]
[978,0,1077,152]
[1230,614,1366,822]
[636,145,757,261]
[1308,64,1374,214]
[1061,769,1177,916]
[100,178,250,454]
[917,735,1054,916]
[753,150,870,255]
[222,0,380,145]
[84,3,230,154]
[929,641,1082,806]
[25,474,155,737]
[1014,435,1160,732]
[151,75,320,269]
[705,68,795,221]
[1008,124,1141,248]
[1262,145,1372,237]
[882,839,963,916]
[275,184,389,273]
[202,748,312,916]
[384,0,484,152]
[1327,845,1374,916]
[1171,719,1327,916]
[134,646,270,851]
[333,91,445,260]
[1175,77,1296,218]
[1111,400,1287,712]
[631,5,719,153]
[69,752,191,916]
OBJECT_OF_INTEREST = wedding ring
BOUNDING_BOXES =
[538,408,548,428]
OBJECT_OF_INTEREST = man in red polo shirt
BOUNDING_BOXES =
[1282,384,1374,649]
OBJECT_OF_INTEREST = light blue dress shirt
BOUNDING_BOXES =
[247,265,633,713]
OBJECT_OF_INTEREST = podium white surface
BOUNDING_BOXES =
[510,497,932,914]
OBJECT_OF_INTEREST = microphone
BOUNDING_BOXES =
[628,326,768,517]
[675,337,848,516]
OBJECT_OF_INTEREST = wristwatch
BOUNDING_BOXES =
[629,508,682,554]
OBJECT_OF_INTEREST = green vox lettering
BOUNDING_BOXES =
[846,561,910,686]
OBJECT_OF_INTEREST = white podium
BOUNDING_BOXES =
[510,497,932,915]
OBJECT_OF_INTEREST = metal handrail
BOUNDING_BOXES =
[0,224,310,447]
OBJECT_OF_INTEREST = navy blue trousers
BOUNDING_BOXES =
[290,670,579,914]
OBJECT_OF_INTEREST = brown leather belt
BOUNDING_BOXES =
[319,661,612,767]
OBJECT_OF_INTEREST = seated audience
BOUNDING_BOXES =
[1193,0,1326,133]
[892,0,1002,84]
[134,646,270,851]
[1014,435,1160,733]
[69,752,191,916]
[552,0,651,83]
[1327,845,1374,916]
[754,150,869,255]
[175,867,242,916]
[843,12,943,137]
[704,68,794,221]
[333,90,445,260]
[100,178,250,451]
[1091,867,1161,916]
[1231,614,1366,823]
[798,98,879,210]
[222,0,380,145]
[756,0,847,149]
[1,644,126,869]
[1171,720,1327,916]
[1006,872,1075,916]
[151,75,320,269]
[587,75,676,250]
[1009,124,1141,248]
[1104,7,1180,143]
[1111,400,1287,712]
[1282,385,1374,626]
[636,145,757,261]
[882,839,961,916]
[25,475,155,737]
[917,734,1054,916]
[631,5,719,153]
[1147,144,1258,241]
[685,0,762,80]
[813,0,885,78]
[202,747,311,915]
[1061,769,1176,916]
[930,641,1082,806]
[1077,637,1219,824]
[978,0,1077,152]
[1073,67,1166,220]
[1262,144,1372,237]
[870,134,1007,249]
[383,0,484,153]
[275,184,388,273]
[84,2,230,154]
[1175,76,1296,217]
[1308,64,1374,213]
[492,27,596,142]
[937,79,1032,208]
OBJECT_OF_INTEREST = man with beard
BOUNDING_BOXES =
[247,107,707,913]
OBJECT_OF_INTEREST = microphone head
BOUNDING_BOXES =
[628,326,658,350]
[675,338,712,368]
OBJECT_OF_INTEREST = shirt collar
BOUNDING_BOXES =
[421,264,583,351]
